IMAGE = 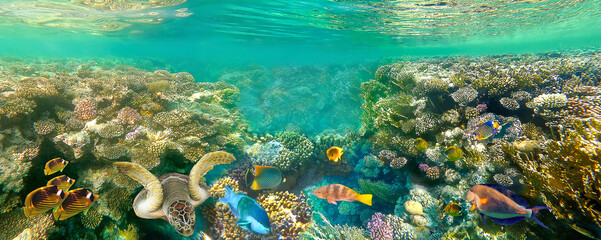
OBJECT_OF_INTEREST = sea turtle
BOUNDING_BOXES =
[115,151,235,236]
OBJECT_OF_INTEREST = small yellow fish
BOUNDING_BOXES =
[53,188,99,221]
[44,157,68,175]
[414,138,428,151]
[23,185,66,217]
[445,202,462,217]
[445,146,463,161]
[326,146,344,162]
[47,175,75,191]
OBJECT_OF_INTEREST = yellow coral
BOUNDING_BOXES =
[81,207,103,229]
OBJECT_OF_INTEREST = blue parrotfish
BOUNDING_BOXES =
[466,184,552,229]
[473,121,500,140]
[219,186,271,235]
[246,165,286,190]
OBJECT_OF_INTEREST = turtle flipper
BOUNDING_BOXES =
[189,151,235,201]
[115,162,164,217]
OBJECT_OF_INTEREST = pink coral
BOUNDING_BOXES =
[367,212,394,240]
[75,99,97,121]
[117,107,141,125]
[418,163,429,172]
[476,103,488,112]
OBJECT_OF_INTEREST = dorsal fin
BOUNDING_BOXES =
[482,183,529,208]
[254,165,275,175]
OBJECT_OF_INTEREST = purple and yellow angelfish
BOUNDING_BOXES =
[466,184,552,229]
[473,121,500,141]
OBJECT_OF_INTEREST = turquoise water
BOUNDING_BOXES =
[1,1,601,240]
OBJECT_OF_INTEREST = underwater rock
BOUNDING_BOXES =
[404,200,424,215]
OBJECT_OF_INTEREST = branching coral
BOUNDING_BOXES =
[300,212,368,240]
[450,87,478,106]
[367,212,394,240]
[0,210,54,240]
[99,187,133,221]
[506,117,601,230]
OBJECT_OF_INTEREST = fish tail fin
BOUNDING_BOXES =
[23,206,32,217]
[356,194,372,206]
[530,206,552,230]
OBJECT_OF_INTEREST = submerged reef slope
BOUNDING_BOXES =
[0,57,250,239]
[354,50,601,239]
[1,49,601,240]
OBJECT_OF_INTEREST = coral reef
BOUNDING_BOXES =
[367,212,394,240]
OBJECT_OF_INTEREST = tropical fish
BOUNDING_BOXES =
[445,146,463,161]
[473,121,500,141]
[47,175,75,191]
[312,184,372,206]
[326,146,344,162]
[245,165,286,190]
[44,157,68,175]
[570,224,598,239]
[23,185,66,217]
[445,202,462,217]
[414,138,428,151]
[466,184,551,229]
[219,186,271,235]
[53,188,99,221]
[513,140,540,153]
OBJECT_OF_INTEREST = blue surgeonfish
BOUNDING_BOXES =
[219,186,271,235]
[466,184,552,229]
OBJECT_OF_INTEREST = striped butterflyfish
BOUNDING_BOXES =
[47,175,75,191]
[23,185,66,217]
[44,157,68,175]
[473,121,500,141]
[53,188,99,221]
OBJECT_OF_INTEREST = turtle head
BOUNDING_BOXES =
[167,200,196,236]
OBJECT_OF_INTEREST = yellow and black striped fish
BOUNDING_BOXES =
[23,185,66,217]
[473,121,500,140]
[44,157,68,175]
[53,188,99,221]
[47,175,75,191]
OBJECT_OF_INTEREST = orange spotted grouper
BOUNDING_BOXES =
[312,184,372,206]
[466,184,552,229]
